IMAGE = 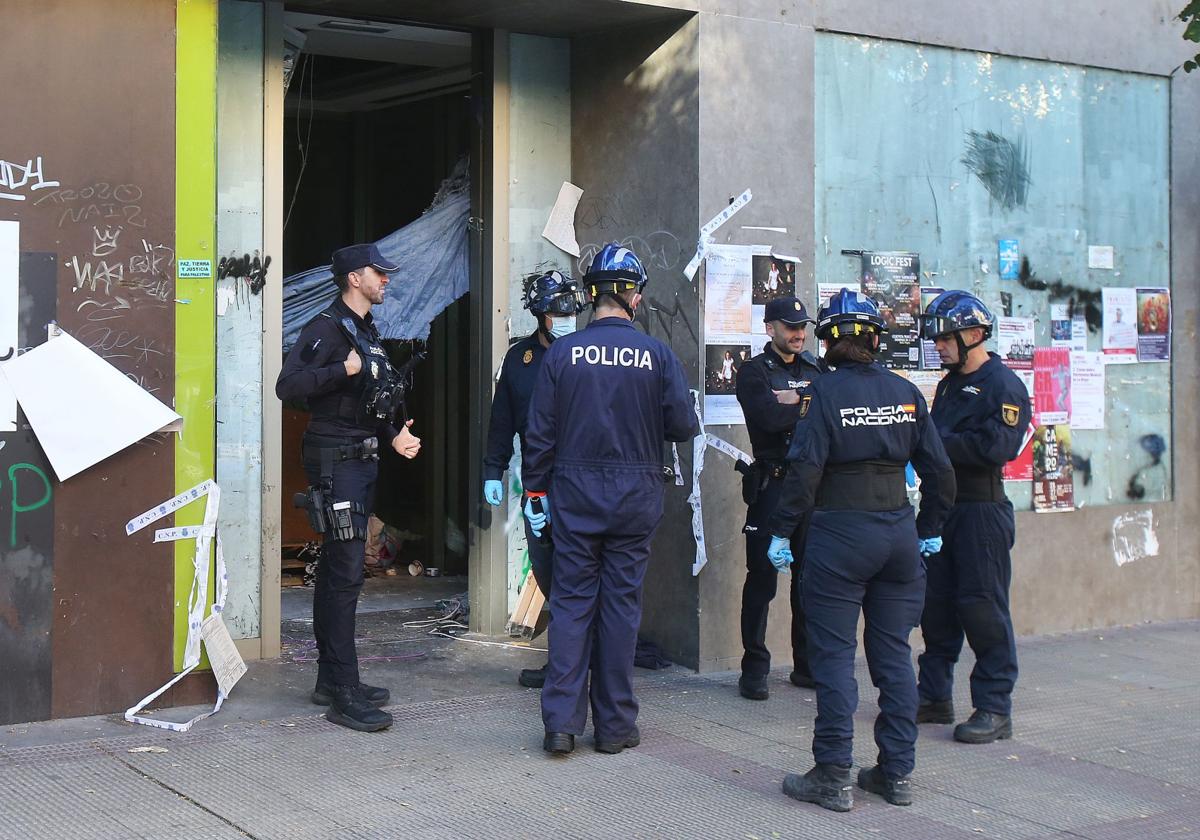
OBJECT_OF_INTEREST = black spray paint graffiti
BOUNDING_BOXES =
[217,251,271,295]
[1017,257,1102,332]
[1127,434,1167,501]
[961,130,1031,210]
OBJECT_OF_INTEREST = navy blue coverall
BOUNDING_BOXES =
[276,297,400,689]
[734,344,823,681]
[485,332,553,597]
[769,360,955,778]
[918,353,1031,717]
[524,316,697,740]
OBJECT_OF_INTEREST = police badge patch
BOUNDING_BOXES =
[800,394,812,417]
[1002,403,1020,427]
[523,349,533,365]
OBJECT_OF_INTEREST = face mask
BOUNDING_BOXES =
[548,317,577,339]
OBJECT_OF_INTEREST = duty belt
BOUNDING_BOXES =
[954,466,1006,503]
[302,435,380,465]
[815,460,907,511]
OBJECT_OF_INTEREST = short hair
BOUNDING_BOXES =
[333,273,350,291]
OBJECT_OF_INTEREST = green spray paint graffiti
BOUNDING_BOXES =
[5,462,52,546]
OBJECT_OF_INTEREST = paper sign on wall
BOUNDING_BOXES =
[0,221,17,432]
[1101,287,1138,364]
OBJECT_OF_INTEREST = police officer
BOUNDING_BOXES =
[767,289,955,811]
[523,243,697,756]
[733,296,822,701]
[482,269,584,688]
[915,291,1032,744]
[276,242,422,733]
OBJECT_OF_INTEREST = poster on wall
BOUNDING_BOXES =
[1049,304,1087,352]
[997,317,1035,371]
[751,253,798,333]
[1069,350,1105,430]
[703,244,753,336]
[1135,287,1170,362]
[703,336,757,425]
[900,369,943,411]
[998,239,1020,280]
[1032,424,1074,512]
[919,286,944,369]
[0,221,17,432]
[1033,347,1071,426]
[815,281,859,358]
[860,251,920,369]
[1101,287,1138,364]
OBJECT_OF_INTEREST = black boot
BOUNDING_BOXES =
[954,709,1012,743]
[916,698,955,724]
[789,669,815,689]
[543,731,575,754]
[781,764,853,812]
[312,680,390,708]
[519,663,547,689]
[325,685,394,732]
[857,765,912,806]
[595,726,641,755]
[738,673,769,701]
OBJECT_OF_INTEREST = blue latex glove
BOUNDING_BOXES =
[767,535,794,572]
[919,536,943,558]
[483,479,504,506]
[524,495,550,537]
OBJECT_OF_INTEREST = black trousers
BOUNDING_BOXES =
[741,475,809,679]
[303,438,377,688]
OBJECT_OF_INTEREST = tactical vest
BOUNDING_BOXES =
[754,352,819,462]
[320,307,402,426]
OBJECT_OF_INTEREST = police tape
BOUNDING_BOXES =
[687,391,756,576]
[123,480,234,732]
[683,188,753,280]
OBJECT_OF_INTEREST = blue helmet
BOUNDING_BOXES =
[523,270,584,317]
[584,243,648,300]
[919,290,994,341]
[816,288,887,340]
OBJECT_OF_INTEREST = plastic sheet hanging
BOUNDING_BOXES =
[282,158,471,350]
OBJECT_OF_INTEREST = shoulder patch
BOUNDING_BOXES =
[523,349,533,365]
[1001,403,1020,427]
[800,394,812,418]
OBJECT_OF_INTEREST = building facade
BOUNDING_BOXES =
[0,0,1195,724]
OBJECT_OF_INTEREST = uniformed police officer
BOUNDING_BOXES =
[523,243,697,756]
[767,289,955,811]
[276,242,422,733]
[483,269,584,688]
[915,291,1032,744]
[733,296,823,701]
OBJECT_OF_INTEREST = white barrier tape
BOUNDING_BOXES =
[125,481,233,732]
[687,391,708,576]
[153,525,216,542]
[705,433,753,466]
[126,479,214,535]
[683,188,753,280]
[671,443,684,486]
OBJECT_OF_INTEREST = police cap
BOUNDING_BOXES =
[763,296,814,326]
[331,243,399,277]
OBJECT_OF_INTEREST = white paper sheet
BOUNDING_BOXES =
[201,613,247,696]
[0,331,183,480]
[703,245,754,335]
[1088,245,1115,270]
[1069,351,1105,430]
[0,221,18,432]
[541,181,584,258]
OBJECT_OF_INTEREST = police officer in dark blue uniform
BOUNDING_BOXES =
[915,291,1032,744]
[734,296,823,701]
[276,243,422,733]
[523,243,697,756]
[767,289,955,811]
[483,270,584,688]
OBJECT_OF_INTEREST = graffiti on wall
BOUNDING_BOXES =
[0,156,60,202]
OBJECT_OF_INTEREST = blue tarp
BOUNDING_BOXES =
[282,159,470,350]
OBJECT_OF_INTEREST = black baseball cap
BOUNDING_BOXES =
[331,243,399,276]
[763,296,814,325]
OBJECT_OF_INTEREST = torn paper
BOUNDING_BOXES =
[0,221,18,432]
[683,188,753,280]
[0,331,182,480]
[541,181,584,258]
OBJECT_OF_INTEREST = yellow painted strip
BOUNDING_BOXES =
[174,0,218,670]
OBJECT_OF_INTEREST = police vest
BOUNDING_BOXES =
[320,307,402,425]
[754,352,819,462]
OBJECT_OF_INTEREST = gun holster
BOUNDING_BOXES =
[293,443,370,542]
[735,459,762,506]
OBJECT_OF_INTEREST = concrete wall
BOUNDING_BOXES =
[572,16,703,666]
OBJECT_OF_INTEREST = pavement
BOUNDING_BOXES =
[1,587,1196,839]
